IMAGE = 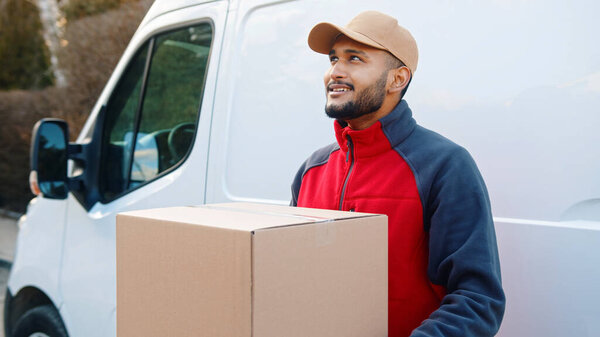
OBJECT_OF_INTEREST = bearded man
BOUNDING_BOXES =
[291,11,505,337]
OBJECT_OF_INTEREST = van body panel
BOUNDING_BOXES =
[210,0,600,222]
[7,197,66,306]
[496,219,600,336]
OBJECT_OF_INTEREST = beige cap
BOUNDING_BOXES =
[308,11,418,74]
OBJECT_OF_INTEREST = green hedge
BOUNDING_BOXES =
[0,0,54,90]
[62,0,134,19]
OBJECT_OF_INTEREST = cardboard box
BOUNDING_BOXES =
[117,202,387,337]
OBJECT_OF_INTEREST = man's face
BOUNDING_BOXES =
[324,36,391,120]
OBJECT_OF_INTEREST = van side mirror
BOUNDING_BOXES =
[30,119,69,199]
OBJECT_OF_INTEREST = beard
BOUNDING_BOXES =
[325,72,387,120]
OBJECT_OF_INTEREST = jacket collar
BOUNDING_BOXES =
[334,100,416,159]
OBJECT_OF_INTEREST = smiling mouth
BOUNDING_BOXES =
[327,82,354,93]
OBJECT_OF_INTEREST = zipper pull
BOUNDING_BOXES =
[345,136,352,162]
[346,146,349,162]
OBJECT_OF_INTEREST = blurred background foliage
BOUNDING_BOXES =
[0,0,153,212]
[0,0,53,90]
[62,0,139,20]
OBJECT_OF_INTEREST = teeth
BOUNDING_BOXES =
[332,88,349,92]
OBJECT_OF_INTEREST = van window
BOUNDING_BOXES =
[100,23,213,202]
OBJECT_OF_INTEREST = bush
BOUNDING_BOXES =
[62,0,138,20]
[0,89,54,212]
[0,0,54,90]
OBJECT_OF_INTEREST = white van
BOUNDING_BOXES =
[5,0,600,336]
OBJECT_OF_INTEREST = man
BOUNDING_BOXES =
[291,11,505,337]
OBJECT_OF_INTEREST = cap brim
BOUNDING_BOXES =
[308,22,386,55]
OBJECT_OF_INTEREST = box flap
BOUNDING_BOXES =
[119,203,378,232]
[218,202,377,220]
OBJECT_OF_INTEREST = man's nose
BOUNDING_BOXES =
[329,62,347,80]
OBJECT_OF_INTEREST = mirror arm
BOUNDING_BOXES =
[68,143,83,156]
[68,143,86,167]
[67,142,87,192]
[69,105,106,210]
[68,177,84,191]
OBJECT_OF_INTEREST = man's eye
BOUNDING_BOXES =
[350,55,362,61]
[329,56,339,63]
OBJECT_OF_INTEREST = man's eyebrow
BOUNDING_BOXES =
[344,49,368,57]
[328,49,369,57]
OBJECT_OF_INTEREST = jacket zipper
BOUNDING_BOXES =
[339,135,355,210]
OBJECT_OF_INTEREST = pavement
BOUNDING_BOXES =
[1,213,19,337]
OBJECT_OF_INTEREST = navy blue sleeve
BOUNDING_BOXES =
[410,146,505,337]
[290,163,303,206]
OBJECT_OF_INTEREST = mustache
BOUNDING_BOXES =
[327,81,354,91]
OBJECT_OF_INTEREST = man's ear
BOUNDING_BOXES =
[388,66,411,95]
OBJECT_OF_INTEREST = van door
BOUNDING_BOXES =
[57,2,227,336]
